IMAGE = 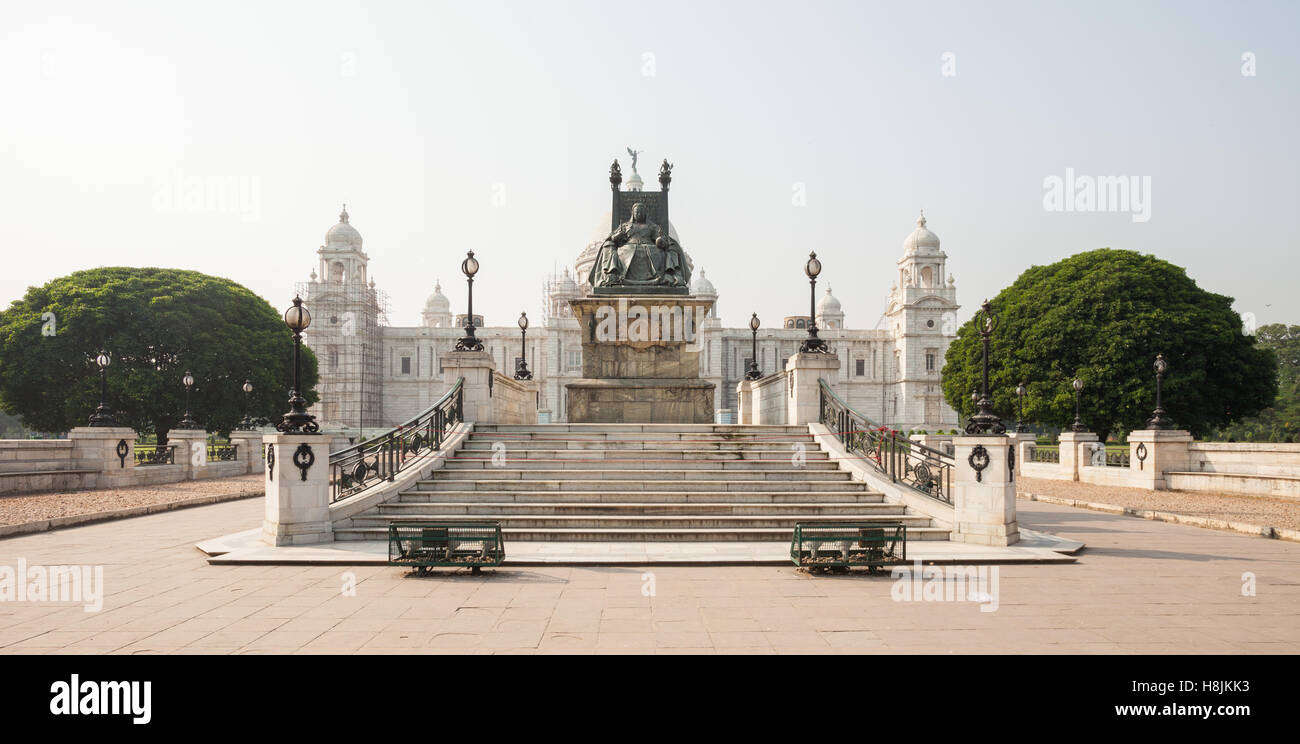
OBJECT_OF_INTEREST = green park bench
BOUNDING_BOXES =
[388,522,505,575]
[790,522,907,573]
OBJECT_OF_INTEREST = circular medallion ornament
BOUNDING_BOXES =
[968,445,990,482]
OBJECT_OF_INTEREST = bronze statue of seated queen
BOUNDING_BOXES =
[588,202,690,294]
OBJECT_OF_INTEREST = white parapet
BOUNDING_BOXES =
[785,352,840,425]
[1128,429,1193,490]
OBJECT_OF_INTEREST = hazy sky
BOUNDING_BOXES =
[2,0,1296,332]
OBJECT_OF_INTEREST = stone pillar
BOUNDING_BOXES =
[1128,429,1193,490]
[441,350,496,423]
[229,430,263,475]
[785,352,840,425]
[1008,432,1036,477]
[262,433,332,546]
[1058,431,1098,481]
[737,380,754,425]
[168,429,209,480]
[68,426,138,489]
[950,435,1019,546]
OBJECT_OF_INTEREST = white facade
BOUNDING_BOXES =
[301,205,961,433]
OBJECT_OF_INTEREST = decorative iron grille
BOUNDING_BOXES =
[134,444,176,465]
[818,379,952,504]
[207,443,239,462]
[790,522,907,570]
[1029,445,1060,464]
[329,378,464,503]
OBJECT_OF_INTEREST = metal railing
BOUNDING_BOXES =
[1030,446,1060,464]
[328,377,464,503]
[818,379,953,505]
[134,444,176,466]
[207,443,239,462]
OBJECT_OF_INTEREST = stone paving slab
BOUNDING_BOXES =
[1,497,1297,654]
[198,526,1081,565]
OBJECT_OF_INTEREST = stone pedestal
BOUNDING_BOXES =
[441,350,496,423]
[68,426,137,488]
[565,295,715,424]
[262,433,332,546]
[1058,431,1098,481]
[1008,432,1036,477]
[951,435,1019,546]
[785,352,840,425]
[737,380,754,425]
[168,428,209,479]
[1128,429,1193,490]
[229,430,263,475]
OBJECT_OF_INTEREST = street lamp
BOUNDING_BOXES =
[238,379,255,430]
[964,300,1006,435]
[454,250,484,352]
[1015,382,1027,433]
[1146,354,1175,430]
[88,352,117,427]
[514,312,532,380]
[745,313,763,380]
[177,370,200,429]
[276,295,319,434]
[1070,377,1086,432]
[798,252,830,354]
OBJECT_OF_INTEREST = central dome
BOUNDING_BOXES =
[903,210,940,253]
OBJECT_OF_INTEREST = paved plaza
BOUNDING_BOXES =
[0,496,1297,654]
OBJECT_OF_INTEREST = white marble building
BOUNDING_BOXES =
[300,201,961,434]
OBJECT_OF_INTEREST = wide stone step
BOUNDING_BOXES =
[433,469,851,482]
[444,457,837,470]
[397,490,885,504]
[377,501,906,516]
[413,479,868,492]
[335,525,952,542]
[461,439,821,452]
[472,424,810,435]
[355,513,932,529]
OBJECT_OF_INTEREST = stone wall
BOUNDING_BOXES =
[490,373,537,425]
[753,373,787,425]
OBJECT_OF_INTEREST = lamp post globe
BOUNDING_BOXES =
[1015,382,1027,433]
[514,311,533,380]
[1070,377,1087,432]
[276,295,319,434]
[1145,353,1175,430]
[798,252,830,354]
[238,379,255,430]
[745,312,763,380]
[88,351,118,427]
[177,370,201,430]
[455,250,485,352]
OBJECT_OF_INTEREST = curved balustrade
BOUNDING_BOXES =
[817,378,953,505]
[329,377,464,503]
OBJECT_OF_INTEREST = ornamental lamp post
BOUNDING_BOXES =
[963,299,1006,435]
[238,379,255,430]
[745,313,763,380]
[88,352,117,427]
[454,250,484,352]
[798,252,830,353]
[1145,353,1175,430]
[276,295,319,434]
[1070,377,1086,432]
[1015,382,1027,433]
[177,370,201,430]
[514,312,533,380]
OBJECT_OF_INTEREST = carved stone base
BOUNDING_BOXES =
[566,379,714,424]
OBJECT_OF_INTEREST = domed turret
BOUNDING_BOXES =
[691,268,717,297]
[902,210,941,254]
[816,286,844,329]
[325,204,363,250]
[421,280,453,328]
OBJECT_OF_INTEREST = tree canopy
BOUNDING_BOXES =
[941,249,1277,439]
[0,267,318,443]
[1213,323,1299,441]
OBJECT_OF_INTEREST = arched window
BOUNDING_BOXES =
[920,266,934,287]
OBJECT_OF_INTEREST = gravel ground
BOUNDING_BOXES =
[0,474,262,527]
[1018,476,1300,531]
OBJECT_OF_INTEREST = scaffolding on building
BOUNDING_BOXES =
[296,279,390,439]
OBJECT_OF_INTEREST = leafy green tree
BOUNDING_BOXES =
[941,249,1277,439]
[1214,324,1299,442]
[0,267,318,445]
